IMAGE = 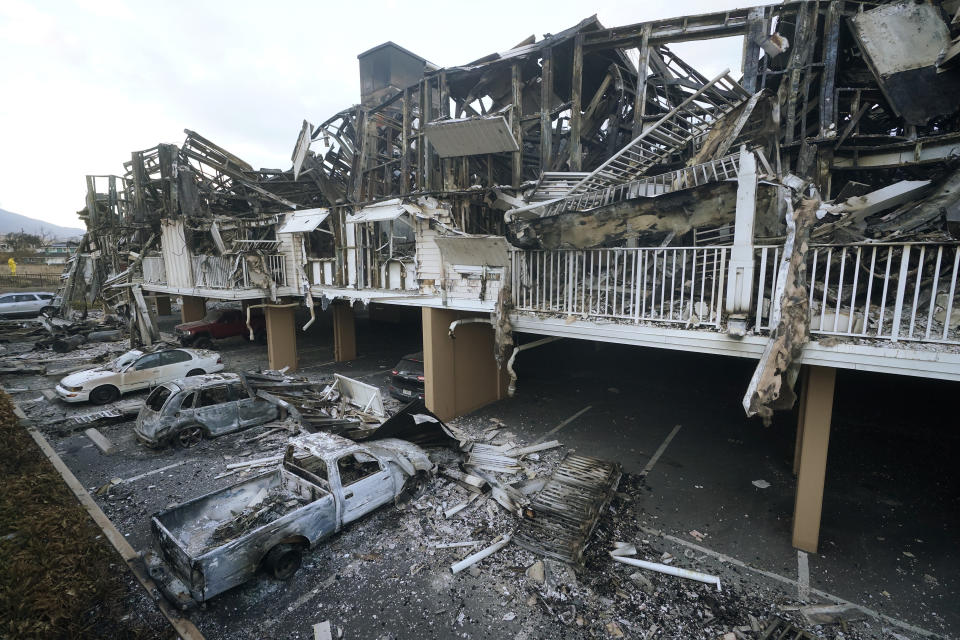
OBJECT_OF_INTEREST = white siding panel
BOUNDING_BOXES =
[160,219,193,288]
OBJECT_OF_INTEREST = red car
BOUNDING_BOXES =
[175,309,266,348]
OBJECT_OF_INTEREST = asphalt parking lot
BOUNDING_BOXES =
[3,305,957,639]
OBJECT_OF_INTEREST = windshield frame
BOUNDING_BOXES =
[145,384,178,413]
[112,350,144,372]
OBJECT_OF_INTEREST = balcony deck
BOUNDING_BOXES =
[138,254,296,300]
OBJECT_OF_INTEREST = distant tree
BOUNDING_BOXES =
[6,231,44,252]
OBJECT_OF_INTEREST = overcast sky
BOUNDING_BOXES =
[0,0,750,229]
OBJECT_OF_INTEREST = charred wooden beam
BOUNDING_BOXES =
[506,180,778,250]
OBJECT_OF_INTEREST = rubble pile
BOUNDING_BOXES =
[244,370,388,434]
[297,416,880,639]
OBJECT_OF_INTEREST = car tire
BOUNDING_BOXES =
[264,544,302,580]
[40,306,57,316]
[399,470,429,501]
[193,336,213,350]
[89,385,120,405]
[186,368,206,377]
[253,328,267,345]
[175,425,204,448]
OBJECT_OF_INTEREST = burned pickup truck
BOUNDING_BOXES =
[145,432,434,607]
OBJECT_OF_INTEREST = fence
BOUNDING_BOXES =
[512,246,729,328]
[0,273,61,290]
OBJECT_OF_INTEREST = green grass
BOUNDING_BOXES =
[0,392,172,639]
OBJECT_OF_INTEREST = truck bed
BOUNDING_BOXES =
[155,469,327,557]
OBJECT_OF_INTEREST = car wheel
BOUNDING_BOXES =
[253,329,267,345]
[400,470,429,501]
[193,336,213,350]
[264,544,302,580]
[40,306,57,316]
[175,425,204,448]
[89,385,120,405]
[186,368,205,377]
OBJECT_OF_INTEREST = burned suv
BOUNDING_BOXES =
[136,373,278,448]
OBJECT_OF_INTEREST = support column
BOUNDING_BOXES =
[265,303,298,372]
[332,301,357,362]
[180,295,206,323]
[792,365,837,553]
[155,295,172,316]
[422,308,508,422]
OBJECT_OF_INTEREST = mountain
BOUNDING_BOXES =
[0,208,85,240]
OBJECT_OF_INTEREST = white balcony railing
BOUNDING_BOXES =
[755,242,960,344]
[247,254,287,288]
[192,255,238,289]
[512,242,960,347]
[141,256,166,285]
[191,254,287,290]
[512,246,729,328]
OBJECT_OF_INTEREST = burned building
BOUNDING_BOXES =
[66,0,960,555]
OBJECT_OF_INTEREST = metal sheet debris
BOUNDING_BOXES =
[514,452,621,564]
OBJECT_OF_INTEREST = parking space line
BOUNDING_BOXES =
[261,571,340,631]
[639,424,681,477]
[355,366,394,380]
[530,405,592,446]
[797,550,810,600]
[121,460,190,484]
[297,360,336,372]
[639,525,945,639]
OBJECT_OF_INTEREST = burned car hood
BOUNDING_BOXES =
[365,438,435,475]
[175,320,208,332]
[61,367,115,387]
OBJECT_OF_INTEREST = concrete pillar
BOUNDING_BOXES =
[422,307,508,422]
[180,295,206,323]
[265,304,298,372]
[792,365,837,553]
[155,295,172,316]
[332,301,357,362]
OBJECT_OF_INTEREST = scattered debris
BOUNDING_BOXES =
[752,479,771,489]
[759,617,815,639]
[610,542,722,591]
[450,534,512,574]
[799,603,868,626]
[312,620,333,640]
[525,559,545,584]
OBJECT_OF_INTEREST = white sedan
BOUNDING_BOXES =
[56,347,225,404]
